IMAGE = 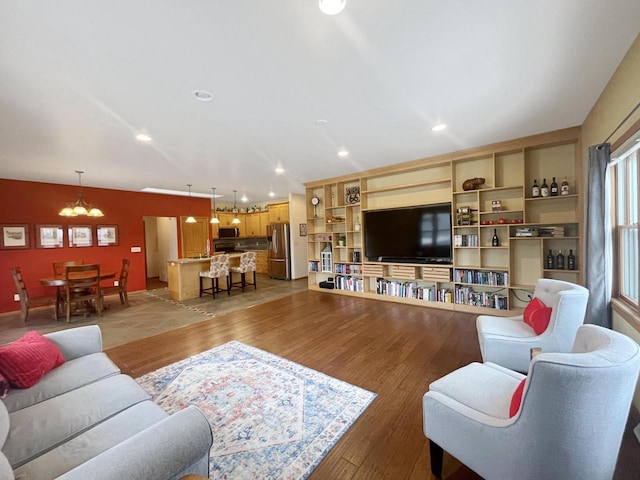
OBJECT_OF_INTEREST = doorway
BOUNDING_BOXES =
[143,216,178,289]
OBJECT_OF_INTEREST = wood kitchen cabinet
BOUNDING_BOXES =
[216,212,246,237]
[255,251,268,274]
[245,212,268,237]
[268,202,289,223]
[180,216,209,258]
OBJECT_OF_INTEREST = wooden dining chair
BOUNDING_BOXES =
[102,258,130,307]
[10,267,58,322]
[65,264,102,323]
[53,260,84,315]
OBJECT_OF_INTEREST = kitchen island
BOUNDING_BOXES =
[167,253,243,301]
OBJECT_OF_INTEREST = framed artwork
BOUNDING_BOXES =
[0,224,29,249]
[299,223,307,237]
[345,186,360,205]
[97,225,118,246]
[68,225,93,247]
[36,225,64,248]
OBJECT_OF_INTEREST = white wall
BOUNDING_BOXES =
[289,193,308,280]
[156,217,178,282]
[144,217,160,278]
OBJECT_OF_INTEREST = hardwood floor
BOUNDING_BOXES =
[105,290,639,480]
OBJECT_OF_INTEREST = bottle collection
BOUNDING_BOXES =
[545,249,577,270]
[531,177,569,198]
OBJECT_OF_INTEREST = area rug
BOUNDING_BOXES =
[135,341,376,479]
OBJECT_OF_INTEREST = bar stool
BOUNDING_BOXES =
[230,252,257,291]
[199,254,230,298]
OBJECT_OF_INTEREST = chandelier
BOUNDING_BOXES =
[59,171,104,217]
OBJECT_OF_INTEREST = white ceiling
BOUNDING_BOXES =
[1,1,639,203]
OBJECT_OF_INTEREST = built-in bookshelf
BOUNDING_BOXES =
[304,127,582,315]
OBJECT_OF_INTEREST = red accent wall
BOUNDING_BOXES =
[0,178,212,314]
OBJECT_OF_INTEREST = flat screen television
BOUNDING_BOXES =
[364,203,452,264]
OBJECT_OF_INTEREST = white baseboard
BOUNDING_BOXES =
[634,423,640,444]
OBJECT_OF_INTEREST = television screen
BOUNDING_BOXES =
[364,203,452,263]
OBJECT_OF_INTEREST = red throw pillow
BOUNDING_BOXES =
[0,331,65,389]
[0,372,9,399]
[509,378,527,417]
[523,297,552,335]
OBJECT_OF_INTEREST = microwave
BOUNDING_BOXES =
[218,227,240,238]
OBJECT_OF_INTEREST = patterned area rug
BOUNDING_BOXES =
[136,341,376,479]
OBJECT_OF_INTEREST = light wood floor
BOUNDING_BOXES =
[105,290,639,480]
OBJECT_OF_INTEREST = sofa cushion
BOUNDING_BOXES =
[4,374,150,468]
[12,401,168,480]
[0,400,9,448]
[0,451,14,480]
[523,297,552,335]
[0,331,65,388]
[2,352,120,413]
[0,372,9,399]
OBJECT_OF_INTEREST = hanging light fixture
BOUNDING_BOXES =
[210,187,220,224]
[231,190,241,224]
[319,0,346,15]
[185,184,197,224]
[59,171,104,217]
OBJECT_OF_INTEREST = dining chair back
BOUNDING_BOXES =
[102,258,130,307]
[53,260,84,275]
[199,254,231,298]
[65,264,102,323]
[230,252,257,291]
[10,267,57,322]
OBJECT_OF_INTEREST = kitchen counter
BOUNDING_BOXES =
[167,253,242,301]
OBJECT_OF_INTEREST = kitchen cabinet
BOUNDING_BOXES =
[255,251,268,274]
[246,212,268,237]
[180,216,209,258]
[216,212,246,237]
[268,202,289,223]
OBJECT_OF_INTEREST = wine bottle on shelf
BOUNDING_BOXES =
[550,177,558,196]
[546,249,555,269]
[561,176,570,195]
[532,179,540,198]
[568,249,576,270]
[492,228,500,247]
[541,178,549,197]
[556,249,565,270]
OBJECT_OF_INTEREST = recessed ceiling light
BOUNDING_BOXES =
[275,166,285,174]
[136,134,152,142]
[269,191,276,198]
[241,194,248,202]
[338,149,349,158]
[192,90,213,102]
[319,0,346,15]
[315,119,328,126]
[432,124,447,132]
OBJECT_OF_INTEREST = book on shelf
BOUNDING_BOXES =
[453,269,508,286]
[455,285,508,310]
[538,226,565,237]
[515,227,539,237]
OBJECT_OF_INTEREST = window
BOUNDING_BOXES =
[612,138,640,307]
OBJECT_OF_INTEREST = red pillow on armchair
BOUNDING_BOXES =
[0,331,65,388]
[523,297,553,335]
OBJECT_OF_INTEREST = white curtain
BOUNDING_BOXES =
[585,144,612,327]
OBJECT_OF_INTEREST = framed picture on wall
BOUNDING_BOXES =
[97,225,118,246]
[36,225,64,248]
[68,225,93,247]
[0,224,29,249]
[299,223,307,236]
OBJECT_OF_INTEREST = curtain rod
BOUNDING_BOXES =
[602,98,640,145]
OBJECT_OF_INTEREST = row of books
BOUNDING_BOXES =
[334,263,363,275]
[308,261,320,272]
[375,278,453,302]
[539,226,565,237]
[334,275,364,292]
[454,286,508,310]
[454,234,479,247]
[453,269,508,286]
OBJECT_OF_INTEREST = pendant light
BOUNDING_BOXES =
[232,190,241,224]
[210,187,220,224]
[59,171,104,217]
[185,184,197,224]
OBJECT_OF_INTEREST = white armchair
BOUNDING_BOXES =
[477,278,589,372]
[423,324,640,480]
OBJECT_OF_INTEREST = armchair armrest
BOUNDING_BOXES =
[44,325,103,360]
[57,406,213,480]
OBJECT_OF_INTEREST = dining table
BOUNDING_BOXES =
[40,269,117,318]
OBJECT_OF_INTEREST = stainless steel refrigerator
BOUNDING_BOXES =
[267,222,291,280]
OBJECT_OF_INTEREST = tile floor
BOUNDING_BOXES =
[0,275,308,349]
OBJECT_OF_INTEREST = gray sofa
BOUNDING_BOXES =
[0,325,213,480]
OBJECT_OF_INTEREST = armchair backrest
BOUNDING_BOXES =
[516,324,640,478]
[533,278,588,349]
[208,254,230,277]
